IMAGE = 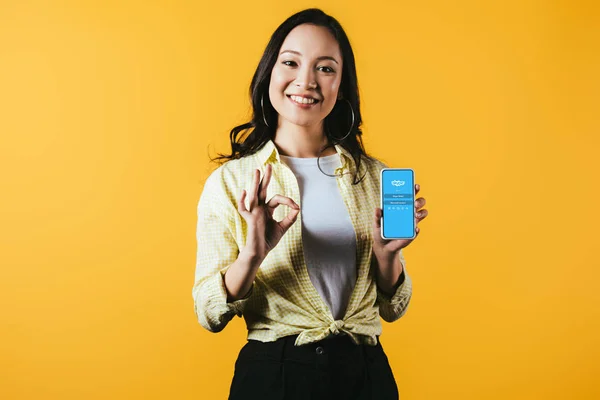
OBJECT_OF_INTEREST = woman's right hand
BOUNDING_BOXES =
[237,164,300,260]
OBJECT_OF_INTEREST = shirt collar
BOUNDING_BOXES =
[256,139,356,175]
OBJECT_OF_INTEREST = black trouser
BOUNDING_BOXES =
[228,333,399,400]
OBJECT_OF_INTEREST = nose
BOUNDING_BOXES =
[295,65,317,89]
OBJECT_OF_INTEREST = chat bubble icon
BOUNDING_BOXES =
[391,180,405,187]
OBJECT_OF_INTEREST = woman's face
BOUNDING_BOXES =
[268,23,343,129]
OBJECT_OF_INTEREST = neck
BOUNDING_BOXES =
[273,119,336,158]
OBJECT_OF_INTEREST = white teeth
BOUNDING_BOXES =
[290,95,315,104]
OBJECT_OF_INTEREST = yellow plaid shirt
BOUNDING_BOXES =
[192,139,412,346]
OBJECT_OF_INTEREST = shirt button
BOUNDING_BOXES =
[315,346,325,355]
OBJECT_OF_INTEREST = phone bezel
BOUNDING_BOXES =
[380,168,416,240]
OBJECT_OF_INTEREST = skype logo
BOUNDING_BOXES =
[391,180,405,187]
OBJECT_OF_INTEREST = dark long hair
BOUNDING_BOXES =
[211,8,373,184]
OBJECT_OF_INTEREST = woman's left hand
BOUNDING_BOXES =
[372,183,428,258]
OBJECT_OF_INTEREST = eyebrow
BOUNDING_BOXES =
[279,50,339,64]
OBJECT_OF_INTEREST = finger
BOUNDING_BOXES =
[238,189,248,215]
[278,208,300,232]
[415,197,426,210]
[416,208,428,220]
[415,183,420,194]
[373,207,382,229]
[258,164,272,202]
[248,169,261,207]
[266,194,300,210]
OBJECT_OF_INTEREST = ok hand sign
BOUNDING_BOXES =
[237,164,301,260]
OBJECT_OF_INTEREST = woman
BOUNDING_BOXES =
[192,8,428,400]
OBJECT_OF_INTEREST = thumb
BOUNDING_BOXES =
[278,208,300,233]
[373,207,382,229]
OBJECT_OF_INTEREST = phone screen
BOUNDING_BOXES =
[381,168,415,239]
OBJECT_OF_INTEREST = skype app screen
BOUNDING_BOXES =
[382,169,414,238]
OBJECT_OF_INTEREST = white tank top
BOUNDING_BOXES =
[280,152,357,320]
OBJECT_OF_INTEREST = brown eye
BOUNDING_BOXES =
[282,61,297,67]
[318,66,335,73]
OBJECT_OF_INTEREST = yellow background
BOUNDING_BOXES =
[1,0,598,399]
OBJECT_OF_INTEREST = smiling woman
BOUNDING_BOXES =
[269,25,342,128]
[211,8,367,180]
[192,7,427,400]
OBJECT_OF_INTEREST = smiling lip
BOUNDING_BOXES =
[286,94,320,108]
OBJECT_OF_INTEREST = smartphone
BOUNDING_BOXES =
[380,168,416,240]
